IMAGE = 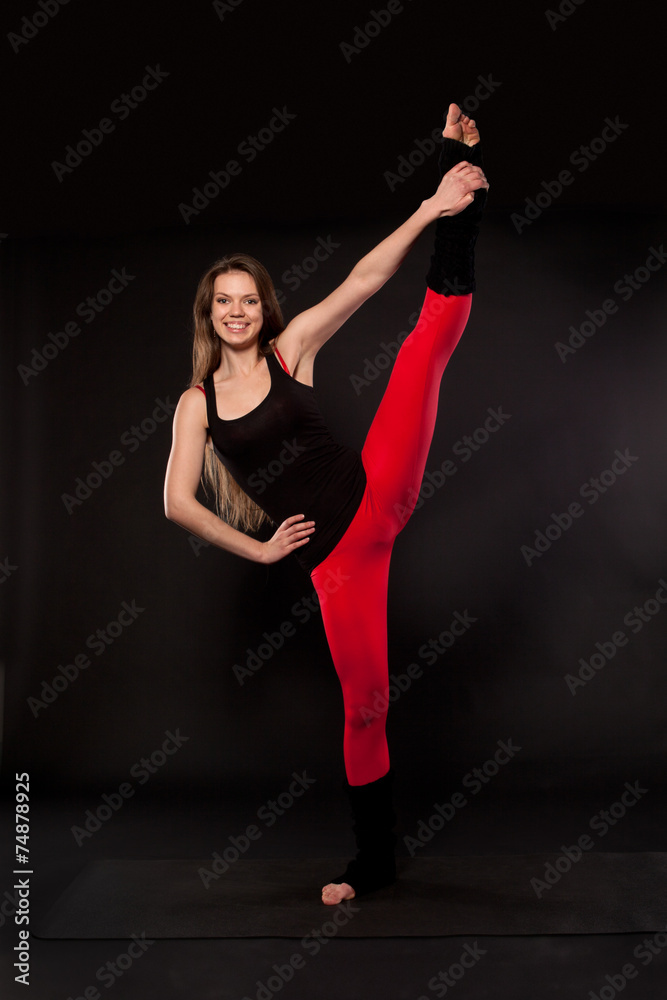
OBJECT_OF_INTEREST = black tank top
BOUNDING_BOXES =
[203,352,367,573]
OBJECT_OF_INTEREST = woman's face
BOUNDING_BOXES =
[210,271,264,348]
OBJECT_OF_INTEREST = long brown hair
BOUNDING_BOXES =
[190,253,285,531]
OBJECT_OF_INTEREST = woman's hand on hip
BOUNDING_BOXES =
[260,514,315,564]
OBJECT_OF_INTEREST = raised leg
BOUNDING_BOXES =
[361,289,472,532]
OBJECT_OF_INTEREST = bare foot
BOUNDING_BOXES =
[442,102,480,146]
[321,881,355,905]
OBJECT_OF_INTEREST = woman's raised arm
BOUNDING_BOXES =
[276,159,488,380]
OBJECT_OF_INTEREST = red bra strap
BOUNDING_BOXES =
[196,384,206,396]
[273,346,290,376]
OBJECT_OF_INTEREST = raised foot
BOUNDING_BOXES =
[442,102,480,146]
[321,881,355,905]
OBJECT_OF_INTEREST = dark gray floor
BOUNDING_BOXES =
[2,784,667,999]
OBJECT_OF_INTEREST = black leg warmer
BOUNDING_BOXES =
[330,769,397,897]
[425,130,487,296]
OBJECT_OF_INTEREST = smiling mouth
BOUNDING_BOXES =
[225,323,249,330]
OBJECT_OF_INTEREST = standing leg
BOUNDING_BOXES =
[311,509,397,903]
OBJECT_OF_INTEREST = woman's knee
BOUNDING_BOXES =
[345,695,388,732]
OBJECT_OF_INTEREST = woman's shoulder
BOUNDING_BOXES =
[170,385,209,433]
[175,383,209,418]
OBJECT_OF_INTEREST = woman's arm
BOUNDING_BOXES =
[164,389,315,563]
[277,160,488,378]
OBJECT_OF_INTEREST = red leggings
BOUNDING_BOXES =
[310,289,472,785]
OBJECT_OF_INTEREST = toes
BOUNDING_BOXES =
[446,101,461,125]
[321,882,355,905]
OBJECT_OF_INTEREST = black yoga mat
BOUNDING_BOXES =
[33,854,667,939]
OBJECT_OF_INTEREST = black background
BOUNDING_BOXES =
[1,0,666,996]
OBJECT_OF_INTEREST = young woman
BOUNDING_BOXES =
[164,104,488,905]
